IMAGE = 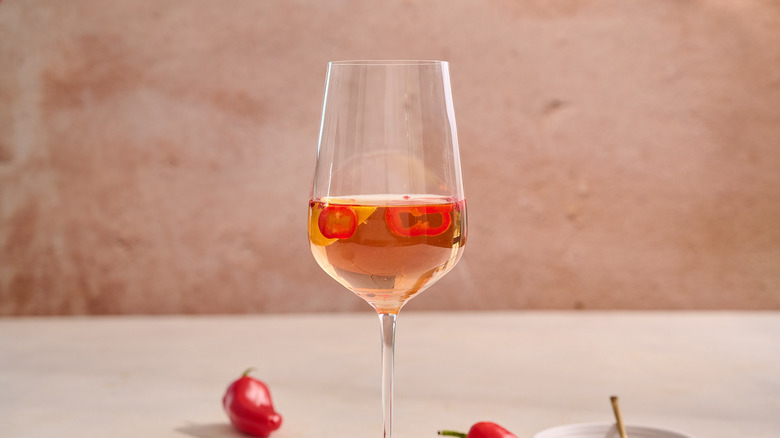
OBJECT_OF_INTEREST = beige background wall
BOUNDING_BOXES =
[1,0,779,315]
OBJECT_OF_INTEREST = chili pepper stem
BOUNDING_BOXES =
[438,430,467,438]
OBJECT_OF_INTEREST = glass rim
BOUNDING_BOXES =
[328,60,448,66]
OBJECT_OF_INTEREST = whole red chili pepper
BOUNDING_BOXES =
[222,368,282,437]
[438,421,518,438]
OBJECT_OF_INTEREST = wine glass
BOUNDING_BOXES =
[308,60,467,438]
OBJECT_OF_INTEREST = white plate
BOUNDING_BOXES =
[532,422,693,438]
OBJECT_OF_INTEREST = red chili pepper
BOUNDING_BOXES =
[318,205,358,239]
[222,368,282,437]
[385,204,453,237]
[438,422,518,438]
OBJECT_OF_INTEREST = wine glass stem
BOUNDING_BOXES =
[378,312,397,438]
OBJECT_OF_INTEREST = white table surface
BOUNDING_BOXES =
[1,311,778,438]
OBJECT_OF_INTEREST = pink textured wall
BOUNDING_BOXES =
[1,0,779,315]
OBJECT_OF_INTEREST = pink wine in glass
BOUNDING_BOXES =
[309,195,467,314]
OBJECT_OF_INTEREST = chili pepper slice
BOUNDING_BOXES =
[385,204,453,237]
[318,205,358,239]
[438,421,518,438]
[310,201,377,246]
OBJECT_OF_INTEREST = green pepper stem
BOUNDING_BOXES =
[438,431,467,438]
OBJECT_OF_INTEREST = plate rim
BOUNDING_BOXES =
[531,421,694,438]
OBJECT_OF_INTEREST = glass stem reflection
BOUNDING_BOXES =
[379,312,397,438]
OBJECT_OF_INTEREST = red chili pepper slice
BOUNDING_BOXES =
[385,204,453,237]
[318,205,358,239]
